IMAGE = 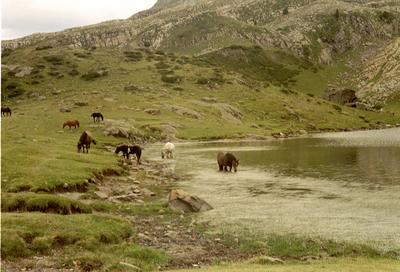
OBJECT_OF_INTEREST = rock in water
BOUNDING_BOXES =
[168,189,213,213]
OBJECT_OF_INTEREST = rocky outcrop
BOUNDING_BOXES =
[213,103,242,124]
[103,119,143,140]
[324,88,358,105]
[168,189,213,213]
[166,105,202,119]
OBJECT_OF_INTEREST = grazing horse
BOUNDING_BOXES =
[91,112,104,122]
[115,144,142,164]
[1,107,12,117]
[129,145,142,164]
[77,131,96,153]
[161,142,175,159]
[217,152,239,172]
[63,120,80,129]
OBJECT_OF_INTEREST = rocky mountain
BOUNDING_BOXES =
[2,0,400,105]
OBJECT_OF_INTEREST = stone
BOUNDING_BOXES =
[94,191,108,199]
[168,189,213,213]
[144,108,161,115]
[142,188,156,197]
[60,107,71,113]
[111,193,138,202]
[74,102,88,107]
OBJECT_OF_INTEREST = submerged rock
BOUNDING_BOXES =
[168,189,213,213]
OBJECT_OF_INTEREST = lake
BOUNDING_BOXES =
[149,128,400,250]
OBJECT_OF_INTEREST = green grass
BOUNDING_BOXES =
[2,193,92,214]
[1,213,168,270]
[168,258,400,272]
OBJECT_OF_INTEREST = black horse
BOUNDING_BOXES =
[91,112,104,122]
[1,107,12,117]
[115,144,142,164]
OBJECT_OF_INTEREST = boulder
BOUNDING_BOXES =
[324,88,358,105]
[144,108,161,115]
[168,189,213,213]
[166,105,201,119]
[74,102,89,107]
[103,119,143,139]
[59,107,71,113]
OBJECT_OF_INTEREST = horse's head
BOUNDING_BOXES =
[233,159,239,172]
[77,142,82,153]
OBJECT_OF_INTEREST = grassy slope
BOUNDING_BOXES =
[2,45,399,270]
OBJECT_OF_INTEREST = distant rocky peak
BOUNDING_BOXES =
[152,0,198,9]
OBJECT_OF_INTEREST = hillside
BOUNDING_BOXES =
[2,0,400,106]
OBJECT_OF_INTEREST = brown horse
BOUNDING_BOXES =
[1,107,12,117]
[77,131,96,153]
[217,152,239,172]
[63,120,80,129]
[115,144,142,164]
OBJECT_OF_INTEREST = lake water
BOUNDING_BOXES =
[149,128,400,250]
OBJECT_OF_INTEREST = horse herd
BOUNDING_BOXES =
[2,108,240,172]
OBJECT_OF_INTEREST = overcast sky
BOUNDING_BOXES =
[1,0,157,40]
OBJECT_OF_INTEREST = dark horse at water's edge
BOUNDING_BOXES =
[1,107,12,117]
[217,152,239,172]
[91,112,104,122]
[115,144,142,164]
[77,131,96,153]
[63,120,80,129]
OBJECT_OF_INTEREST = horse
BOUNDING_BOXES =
[115,144,142,164]
[91,112,104,122]
[1,107,12,117]
[161,142,175,159]
[77,131,96,153]
[63,120,80,129]
[217,152,239,172]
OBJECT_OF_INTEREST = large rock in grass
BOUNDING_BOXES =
[168,189,213,213]
[103,119,137,138]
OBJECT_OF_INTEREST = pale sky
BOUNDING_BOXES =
[1,0,158,40]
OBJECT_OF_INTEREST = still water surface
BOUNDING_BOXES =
[150,128,400,250]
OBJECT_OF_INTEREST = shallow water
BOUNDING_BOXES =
[148,128,400,250]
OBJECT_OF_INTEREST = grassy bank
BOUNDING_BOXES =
[168,258,400,272]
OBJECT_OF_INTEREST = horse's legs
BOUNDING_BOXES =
[219,165,223,171]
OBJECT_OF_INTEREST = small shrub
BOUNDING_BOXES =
[43,55,63,65]
[1,231,31,259]
[74,52,91,58]
[77,253,104,271]
[81,69,108,81]
[68,69,80,76]
[35,45,53,51]
[196,77,209,85]
[332,104,342,112]
[124,51,143,62]
[155,62,170,70]
[161,75,181,84]
[283,7,289,15]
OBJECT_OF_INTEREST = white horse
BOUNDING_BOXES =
[161,142,175,159]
